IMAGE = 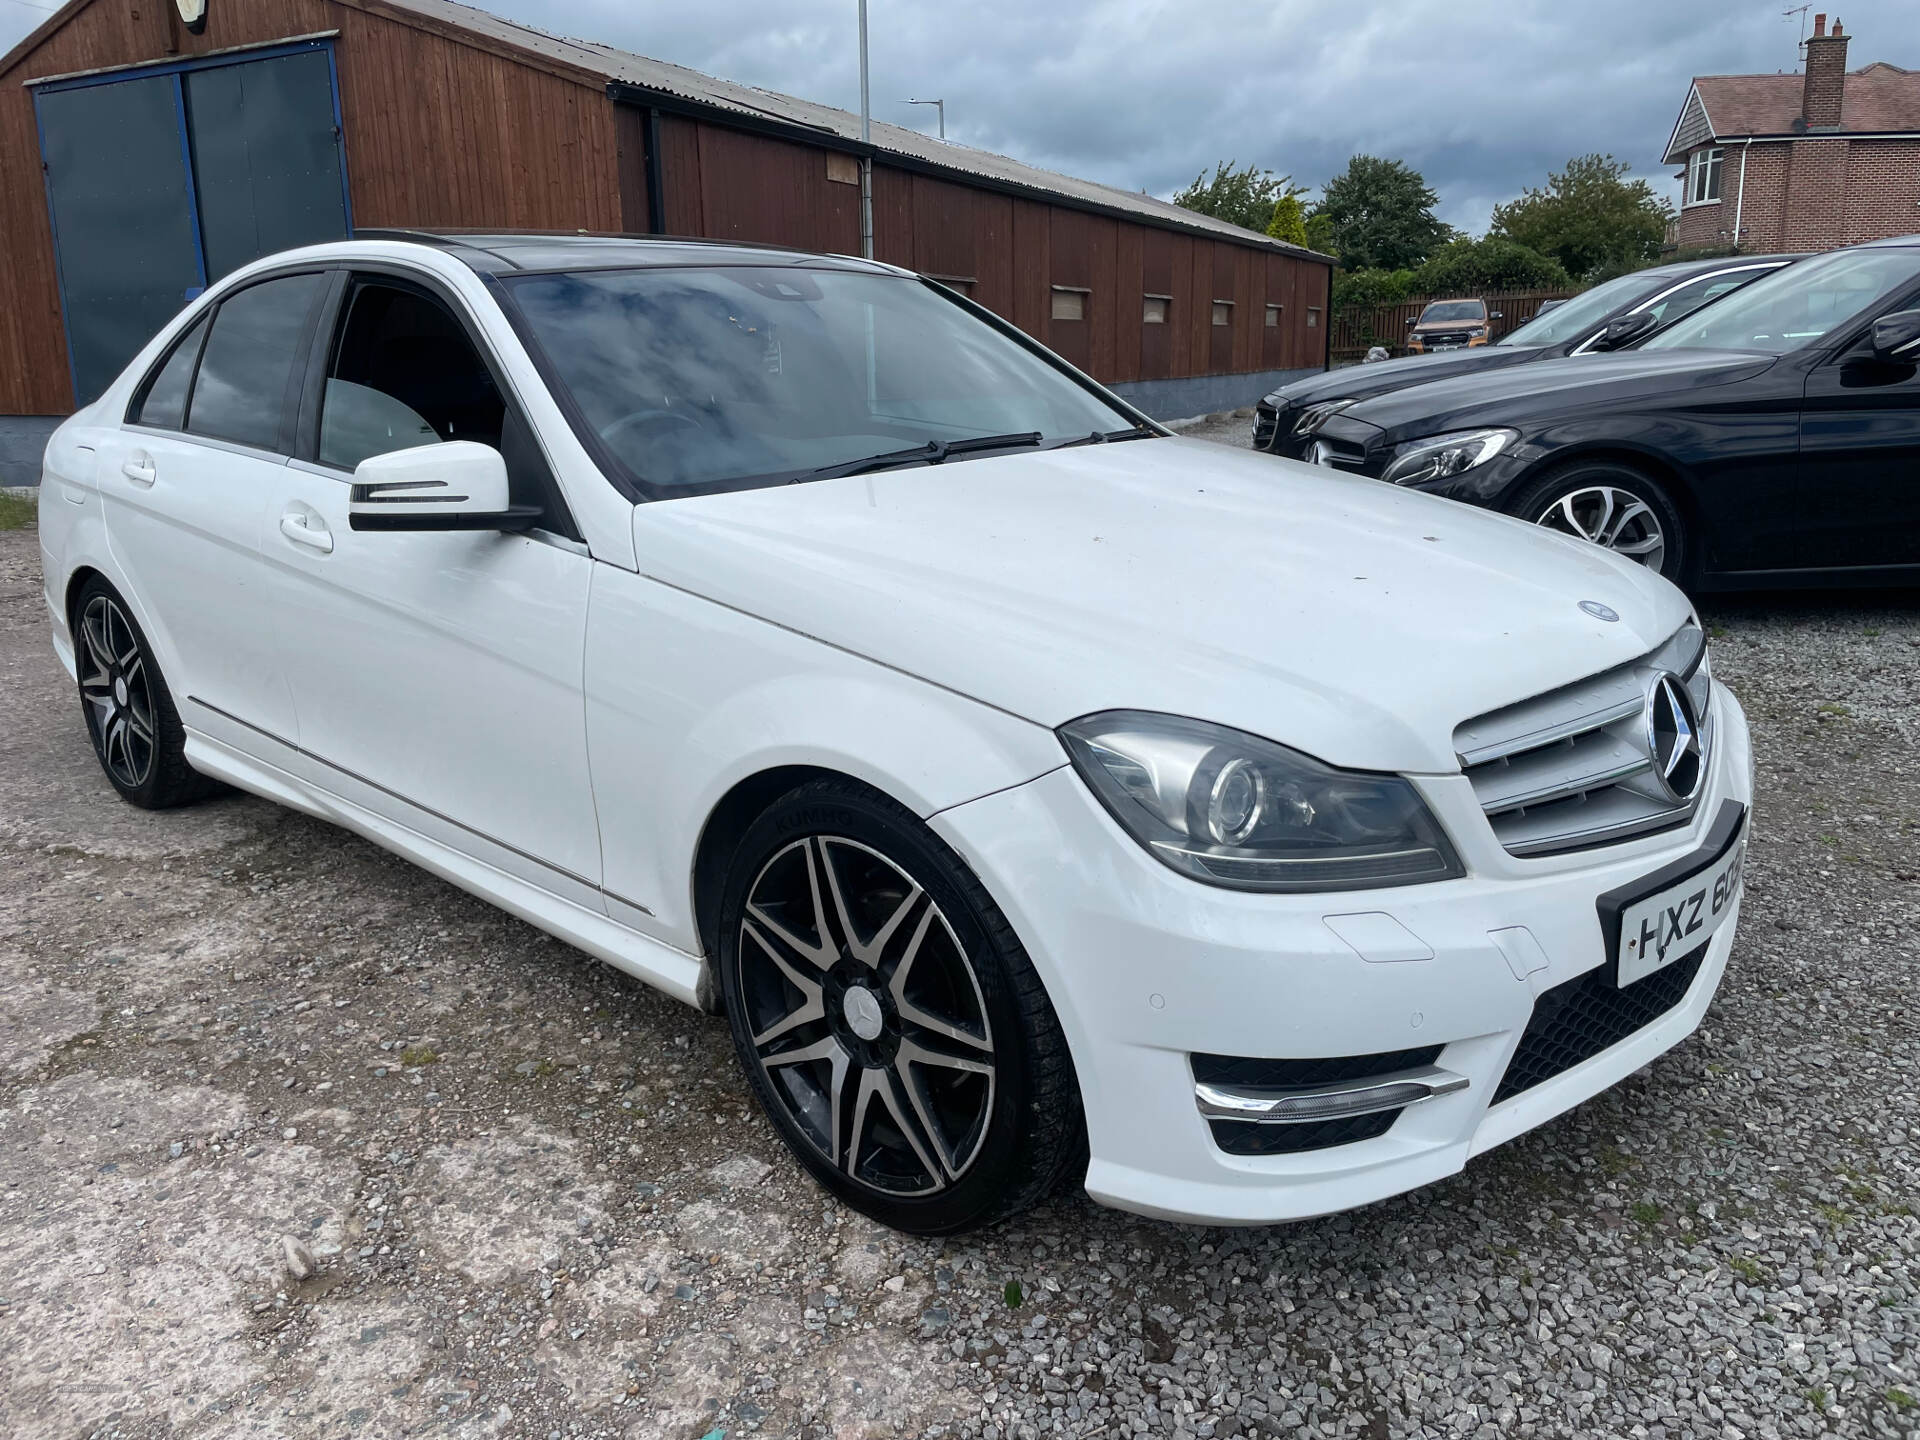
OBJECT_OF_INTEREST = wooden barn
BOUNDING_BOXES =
[0,0,1331,450]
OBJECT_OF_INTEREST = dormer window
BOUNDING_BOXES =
[1686,147,1723,205]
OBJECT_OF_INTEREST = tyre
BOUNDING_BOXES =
[71,577,222,809]
[715,778,1084,1234]
[1506,460,1688,582]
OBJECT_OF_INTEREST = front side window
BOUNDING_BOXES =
[1640,267,1770,326]
[1687,147,1723,205]
[130,314,209,430]
[320,280,502,470]
[1645,247,1920,355]
[187,272,326,451]
[500,265,1137,496]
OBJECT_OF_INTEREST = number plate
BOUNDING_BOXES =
[1607,807,1747,988]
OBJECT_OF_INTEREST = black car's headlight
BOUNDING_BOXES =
[1293,398,1356,435]
[1059,711,1465,893]
[1380,427,1518,486]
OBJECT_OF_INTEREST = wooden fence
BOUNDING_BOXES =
[1330,287,1579,366]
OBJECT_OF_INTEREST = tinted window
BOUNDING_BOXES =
[1641,268,1771,326]
[1496,272,1646,347]
[187,273,326,450]
[320,281,504,470]
[131,315,209,431]
[1646,248,1920,355]
[502,266,1135,495]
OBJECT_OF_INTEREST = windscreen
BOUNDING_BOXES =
[1643,247,1920,355]
[500,265,1138,495]
[1419,300,1484,324]
[1495,272,1647,347]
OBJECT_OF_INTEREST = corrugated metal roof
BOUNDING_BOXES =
[375,0,1330,261]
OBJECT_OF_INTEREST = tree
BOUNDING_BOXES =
[1490,154,1670,281]
[1316,156,1450,271]
[1411,236,1570,294]
[1302,209,1337,258]
[1173,161,1302,235]
[1330,268,1415,311]
[1266,191,1309,248]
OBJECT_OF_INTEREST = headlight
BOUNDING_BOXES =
[1293,398,1355,435]
[1059,711,1465,893]
[1467,326,1488,338]
[1380,427,1518,486]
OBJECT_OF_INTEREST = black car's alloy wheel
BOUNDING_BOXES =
[717,779,1084,1233]
[1510,462,1687,582]
[71,577,221,809]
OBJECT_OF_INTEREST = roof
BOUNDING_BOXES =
[362,0,1329,262]
[1664,61,1920,162]
[353,228,903,274]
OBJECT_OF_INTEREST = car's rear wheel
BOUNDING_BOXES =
[715,778,1084,1234]
[1508,461,1687,582]
[72,577,221,809]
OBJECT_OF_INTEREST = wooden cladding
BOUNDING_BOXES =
[0,0,1327,414]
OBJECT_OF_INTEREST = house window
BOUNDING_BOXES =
[1142,294,1170,324]
[1050,286,1087,321]
[1264,304,1282,327]
[1306,307,1320,328]
[1686,147,1723,205]
[825,153,859,186]
[1211,300,1233,326]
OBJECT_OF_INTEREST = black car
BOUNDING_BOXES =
[1254,254,1795,458]
[1305,236,1920,590]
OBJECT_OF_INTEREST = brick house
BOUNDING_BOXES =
[1663,15,1920,252]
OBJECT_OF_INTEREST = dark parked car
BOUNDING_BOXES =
[1254,255,1796,457]
[1302,236,1920,590]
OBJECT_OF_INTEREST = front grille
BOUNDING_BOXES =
[1209,1111,1399,1156]
[1196,1045,1442,1156]
[1419,330,1474,347]
[1492,942,1707,1104]
[1252,404,1281,450]
[1455,624,1712,856]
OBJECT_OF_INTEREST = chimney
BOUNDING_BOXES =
[1802,15,1850,129]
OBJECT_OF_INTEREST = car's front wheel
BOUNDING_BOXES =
[1508,461,1687,582]
[715,778,1084,1233]
[71,577,221,809]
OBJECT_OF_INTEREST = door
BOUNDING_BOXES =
[93,271,330,751]
[1796,287,1920,571]
[34,42,350,404]
[262,273,602,895]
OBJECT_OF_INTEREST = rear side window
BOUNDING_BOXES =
[1643,270,1764,327]
[131,314,209,431]
[187,272,326,451]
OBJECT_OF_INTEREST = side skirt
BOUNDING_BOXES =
[183,729,710,1008]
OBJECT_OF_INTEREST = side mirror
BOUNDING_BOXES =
[1489,310,1504,321]
[347,442,540,533]
[1592,310,1658,351]
[1869,309,1920,363]
[1404,315,1416,327]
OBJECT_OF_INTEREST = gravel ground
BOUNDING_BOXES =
[2,454,1917,1440]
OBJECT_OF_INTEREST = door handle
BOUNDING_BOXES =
[121,455,156,486]
[280,511,334,554]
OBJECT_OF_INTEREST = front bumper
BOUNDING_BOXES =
[931,687,1754,1225]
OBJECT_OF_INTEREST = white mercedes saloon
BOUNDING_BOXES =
[37,233,1751,1233]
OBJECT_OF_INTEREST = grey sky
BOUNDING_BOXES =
[7,0,1920,231]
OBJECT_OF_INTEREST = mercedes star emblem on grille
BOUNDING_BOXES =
[1578,600,1620,622]
[1645,672,1704,803]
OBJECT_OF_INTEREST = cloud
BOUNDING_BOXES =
[7,0,1918,233]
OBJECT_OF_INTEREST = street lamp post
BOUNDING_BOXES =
[904,97,945,140]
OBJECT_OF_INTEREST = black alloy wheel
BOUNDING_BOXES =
[72,577,221,809]
[716,778,1084,1233]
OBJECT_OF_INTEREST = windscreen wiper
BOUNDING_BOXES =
[1046,424,1160,449]
[788,431,1045,483]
